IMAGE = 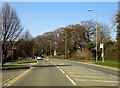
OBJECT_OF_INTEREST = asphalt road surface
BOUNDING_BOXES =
[7,59,119,87]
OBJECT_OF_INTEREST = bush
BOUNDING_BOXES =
[105,44,118,61]
[71,48,93,60]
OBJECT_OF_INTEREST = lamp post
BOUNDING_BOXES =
[50,40,51,56]
[88,9,98,62]
[65,31,67,59]
[47,40,51,59]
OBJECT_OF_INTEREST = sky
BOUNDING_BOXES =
[4,2,118,40]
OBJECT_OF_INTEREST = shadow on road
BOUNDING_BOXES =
[31,64,72,68]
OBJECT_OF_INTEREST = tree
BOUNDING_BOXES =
[1,3,23,66]
[0,6,2,62]
[116,12,120,59]
[80,20,96,42]
[21,30,33,41]
[97,23,111,43]
[16,30,33,57]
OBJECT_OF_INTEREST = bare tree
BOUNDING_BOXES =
[1,3,23,66]
[80,20,96,42]
[98,23,111,43]
[21,30,33,41]
[16,30,33,57]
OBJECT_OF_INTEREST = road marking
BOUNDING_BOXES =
[51,62,56,66]
[4,68,32,87]
[109,75,117,77]
[60,63,64,65]
[51,61,76,86]
[66,75,76,85]
[75,79,118,83]
[2,70,23,85]
[68,72,104,75]
[65,60,118,71]
[71,75,118,78]
[60,69,65,74]
[57,66,59,68]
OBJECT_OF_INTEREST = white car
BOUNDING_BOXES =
[37,56,43,60]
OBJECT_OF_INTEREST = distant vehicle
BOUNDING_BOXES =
[37,56,43,60]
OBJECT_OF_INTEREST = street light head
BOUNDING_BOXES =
[88,9,92,11]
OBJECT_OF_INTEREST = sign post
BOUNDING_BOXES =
[54,50,57,56]
[100,43,104,62]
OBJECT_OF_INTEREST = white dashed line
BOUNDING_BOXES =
[60,69,65,74]
[51,61,76,86]
[66,75,76,85]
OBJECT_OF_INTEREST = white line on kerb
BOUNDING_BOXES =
[57,66,59,68]
[66,75,76,85]
[60,69,65,74]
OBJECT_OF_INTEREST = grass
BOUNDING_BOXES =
[94,60,119,68]
[78,59,119,68]
[58,57,119,68]
[2,65,30,70]
[1,58,37,70]
[11,58,37,64]
[47,56,120,68]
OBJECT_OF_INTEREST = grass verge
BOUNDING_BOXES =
[94,60,119,68]
[78,59,119,68]
[2,65,30,70]
[11,58,37,64]
[54,57,119,68]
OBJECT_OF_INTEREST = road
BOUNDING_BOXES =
[6,59,119,87]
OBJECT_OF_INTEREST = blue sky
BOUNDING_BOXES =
[7,2,118,40]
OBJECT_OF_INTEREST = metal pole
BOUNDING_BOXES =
[102,44,104,62]
[65,31,67,59]
[96,10,98,62]
[50,40,51,59]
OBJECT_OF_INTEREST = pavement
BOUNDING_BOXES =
[2,59,119,87]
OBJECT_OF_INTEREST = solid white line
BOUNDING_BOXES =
[66,75,76,85]
[60,69,65,74]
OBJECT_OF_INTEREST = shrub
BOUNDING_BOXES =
[105,44,118,61]
[71,48,93,60]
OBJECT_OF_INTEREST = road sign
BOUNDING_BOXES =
[100,44,103,48]
[54,50,57,56]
